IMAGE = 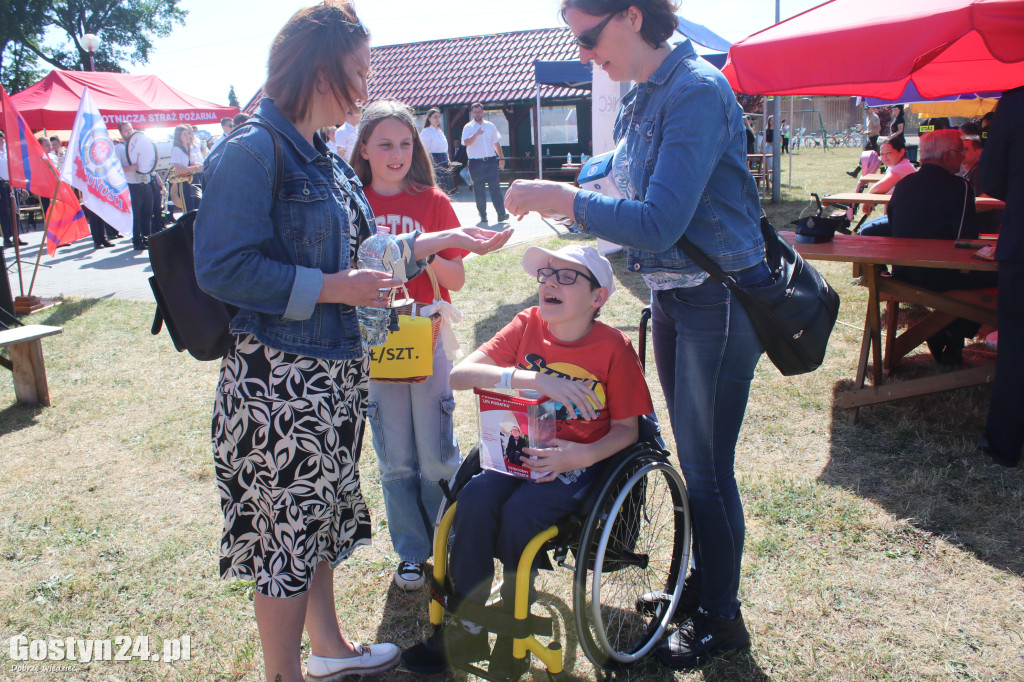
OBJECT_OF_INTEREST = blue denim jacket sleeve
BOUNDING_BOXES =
[571,41,765,276]
[195,133,317,320]
[573,80,730,253]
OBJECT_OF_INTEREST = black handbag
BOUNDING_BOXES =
[149,210,237,360]
[148,120,282,361]
[676,216,840,376]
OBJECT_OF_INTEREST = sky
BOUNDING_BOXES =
[128,0,826,110]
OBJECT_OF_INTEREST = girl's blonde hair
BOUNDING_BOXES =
[351,100,436,193]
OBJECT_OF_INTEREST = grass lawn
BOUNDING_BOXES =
[1,147,1022,681]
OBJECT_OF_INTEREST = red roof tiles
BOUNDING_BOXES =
[243,27,586,114]
[369,27,585,107]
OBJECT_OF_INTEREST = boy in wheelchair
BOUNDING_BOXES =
[402,245,654,677]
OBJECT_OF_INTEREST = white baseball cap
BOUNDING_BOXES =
[522,244,616,296]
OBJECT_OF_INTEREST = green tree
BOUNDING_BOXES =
[1,43,45,93]
[228,85,239,109]
[0,0,47,92]
[13,0,187,74]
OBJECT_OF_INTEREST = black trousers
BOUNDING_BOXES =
[985,259,1024,463]
[128,182,153,247]
[0,180,12,241]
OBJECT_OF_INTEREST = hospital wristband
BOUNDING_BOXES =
[496,368,515,389]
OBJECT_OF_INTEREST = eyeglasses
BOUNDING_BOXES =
[574,12,617,50]
[537,267,599,287]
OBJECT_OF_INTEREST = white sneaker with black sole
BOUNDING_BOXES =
[394,560,425,590]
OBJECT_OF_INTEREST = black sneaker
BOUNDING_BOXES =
[401,625,489,675]
[635,572,702,624]
[654,607,751,670]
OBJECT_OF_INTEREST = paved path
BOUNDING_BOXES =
[3,186,569,303]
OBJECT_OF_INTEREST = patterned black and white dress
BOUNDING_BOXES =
[212,334,371,598]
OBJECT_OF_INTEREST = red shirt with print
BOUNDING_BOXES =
[478,307,654,444]
[364,186,467,304]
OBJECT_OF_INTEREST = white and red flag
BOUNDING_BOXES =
[0,85,90,255]
[60,87,132,242]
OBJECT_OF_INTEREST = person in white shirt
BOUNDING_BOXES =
[170,124,203,214]
[419,108,451,194]
[336,109,361,162]
[323,126,339,155]
[115,121,154,250]
[461,102,507,225]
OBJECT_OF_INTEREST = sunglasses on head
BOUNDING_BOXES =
[536,267,599,287]
[574,12,617,50]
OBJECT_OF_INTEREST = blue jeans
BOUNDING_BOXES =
[650,261,771,618]
[859,215,890,236]
[468,157,504,222]
[367,344,461,563]
[450,469,593,605]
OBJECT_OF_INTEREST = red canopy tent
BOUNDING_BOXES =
[10,70,238,131]
[722,0,1024,97]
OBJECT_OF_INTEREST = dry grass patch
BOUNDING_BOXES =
[2,147,1022,680]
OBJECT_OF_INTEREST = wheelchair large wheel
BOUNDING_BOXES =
[572,449,690,670]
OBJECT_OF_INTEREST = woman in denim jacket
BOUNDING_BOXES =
[194,4,510,681]
[506,0,769,669]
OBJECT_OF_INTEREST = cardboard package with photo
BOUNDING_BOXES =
[474,388,557,480]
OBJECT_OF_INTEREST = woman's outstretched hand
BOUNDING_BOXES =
[504,179,578,221]
[448,226,514,254]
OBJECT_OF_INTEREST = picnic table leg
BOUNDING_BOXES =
[8,339,51,406]
[848,265,882,424]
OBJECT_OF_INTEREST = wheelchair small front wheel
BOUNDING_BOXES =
[573,456,690,670]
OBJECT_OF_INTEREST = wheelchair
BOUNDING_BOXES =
[424,308,692,680]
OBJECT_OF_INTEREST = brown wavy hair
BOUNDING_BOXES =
[264,0,369,124]
[423,108,441,129]
[351,100,437,194]
[560,0,679,49]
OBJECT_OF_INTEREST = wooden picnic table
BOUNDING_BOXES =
[822,192,1006,211]
[785,233,998,423]
[0,324,63,406]
[856,173,885,188]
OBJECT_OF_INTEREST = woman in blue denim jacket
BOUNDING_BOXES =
[506,0,769,670]
[194,4,510,681]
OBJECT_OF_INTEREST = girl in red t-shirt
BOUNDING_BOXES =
[350,100,468,592]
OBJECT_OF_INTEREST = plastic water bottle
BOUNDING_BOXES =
[566,152,572,164]
[356,225,399,348]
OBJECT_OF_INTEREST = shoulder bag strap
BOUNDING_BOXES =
[216,120,283,198]
[673,214,776,292]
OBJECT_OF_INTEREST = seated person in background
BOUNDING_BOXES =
[959,129,1003,235]
[402,245,654,677]
[887,129,998,365]
[858,134,918,236]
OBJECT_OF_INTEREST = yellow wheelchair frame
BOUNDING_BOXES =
[427,441,690,681]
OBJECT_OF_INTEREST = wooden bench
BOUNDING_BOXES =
[0,324,63,406]
[881,286,997,375]
[18,205,44,228]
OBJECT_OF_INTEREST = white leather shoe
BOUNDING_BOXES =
[305,643,400,681]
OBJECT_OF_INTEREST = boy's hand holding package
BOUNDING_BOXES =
[532,372,600,421]
[521,439,595,482]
